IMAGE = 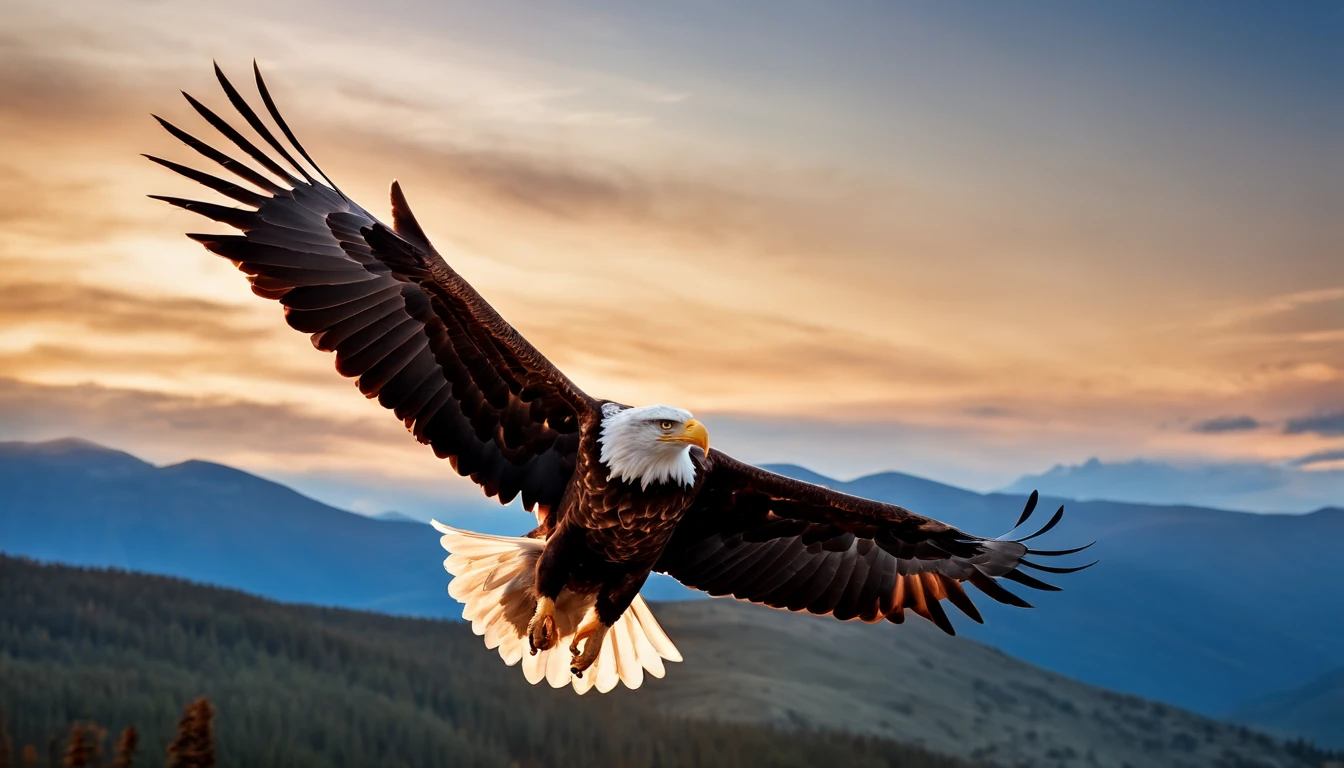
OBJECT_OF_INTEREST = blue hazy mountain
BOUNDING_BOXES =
[0,438,455,615]
[1233,666,1344,749]
[2,438,1341,739]
[1004,457,1343,513]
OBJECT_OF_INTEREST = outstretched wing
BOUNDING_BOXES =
[657,452,1093,634]
[147,62,595,518]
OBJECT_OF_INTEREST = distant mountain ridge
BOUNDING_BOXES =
[0,438,453,615]
[1004,456,1343,514]
[2,437,1341,743]
[1233,666,1344,749]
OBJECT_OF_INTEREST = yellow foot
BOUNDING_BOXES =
[569,612,609,677]
[528,596,558,654]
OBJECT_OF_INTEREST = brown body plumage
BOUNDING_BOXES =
[148,62,1094,692]
[537,420,706,625]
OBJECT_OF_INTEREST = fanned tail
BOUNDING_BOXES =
[431,521,682,694]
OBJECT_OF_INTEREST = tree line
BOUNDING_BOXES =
[1,696,211,768]
[0,556,974,768]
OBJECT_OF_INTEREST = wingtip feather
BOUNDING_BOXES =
[1013,490,1040,530]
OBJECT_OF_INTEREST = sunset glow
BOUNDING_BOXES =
[1,0,1339,511]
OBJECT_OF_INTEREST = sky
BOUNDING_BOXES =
[0,0,1340,516]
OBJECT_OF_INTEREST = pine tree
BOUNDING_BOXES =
[63,723,98,768]
[0,715,11,768]
[107,728,137,768]
[166,698,215,768]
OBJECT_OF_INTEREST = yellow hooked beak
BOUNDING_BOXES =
[659,418,710,456]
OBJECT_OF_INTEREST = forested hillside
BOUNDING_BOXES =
[3,557,1338,768]
[0,556,970,768]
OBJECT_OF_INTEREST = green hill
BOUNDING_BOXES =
[1235,667,1344,750]
[652,601,1335,767]
[0,555,968,768]
[0,556,1335,768]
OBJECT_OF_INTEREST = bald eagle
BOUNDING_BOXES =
[148,64,1093,695]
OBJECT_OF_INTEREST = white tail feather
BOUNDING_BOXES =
[431,520,681,694]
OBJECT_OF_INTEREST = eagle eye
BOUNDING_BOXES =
[658,420,675,430]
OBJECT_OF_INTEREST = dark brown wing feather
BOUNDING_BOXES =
[658,452,1094,634]
[147,62,596,518]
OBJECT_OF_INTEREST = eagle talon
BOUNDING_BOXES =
[568,615,608,677]
[527,597,558,653]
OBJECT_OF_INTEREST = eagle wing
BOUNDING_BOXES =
[657,452,1094,634]
[147,63,594,519]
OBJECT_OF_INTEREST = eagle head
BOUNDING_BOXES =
[598,403,710,490]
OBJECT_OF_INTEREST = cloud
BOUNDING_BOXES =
[0,280,263,343]
[964,406,1013,419]
[0,377,384,451]
[1207,288,1344,330]
[0,165,157,244]
[1289,449,1344,468]
[506,297,983,414]
[1191,415,1261,434]
[0,278,343,397]
[1284,411,1344,437]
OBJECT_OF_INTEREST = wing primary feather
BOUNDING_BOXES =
[212,61,318,185]
[939,575,984,623]
[252,60,346,197]
[142,155,268,207]
[922,588,956,635]
[1028,541,1096,557]
[1011,490,1039,531]
[1001,568,1062,592]
[967,571,1034,608]
[902,574,931,622]
[180,90,301,187]
[885,575,906,623]
[151,115,286,194]
[1019,558,1098,575]
[1017,505,1066,542]
[147,195,256,229]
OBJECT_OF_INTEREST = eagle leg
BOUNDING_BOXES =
[527,596,558,654]
[569,612,609,678]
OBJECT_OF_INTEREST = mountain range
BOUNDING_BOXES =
[1003,457,1343,514]
[1233,667,1344,750]
[1,437,1340,748]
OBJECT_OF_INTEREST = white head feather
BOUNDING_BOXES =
[598,403,701,490]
